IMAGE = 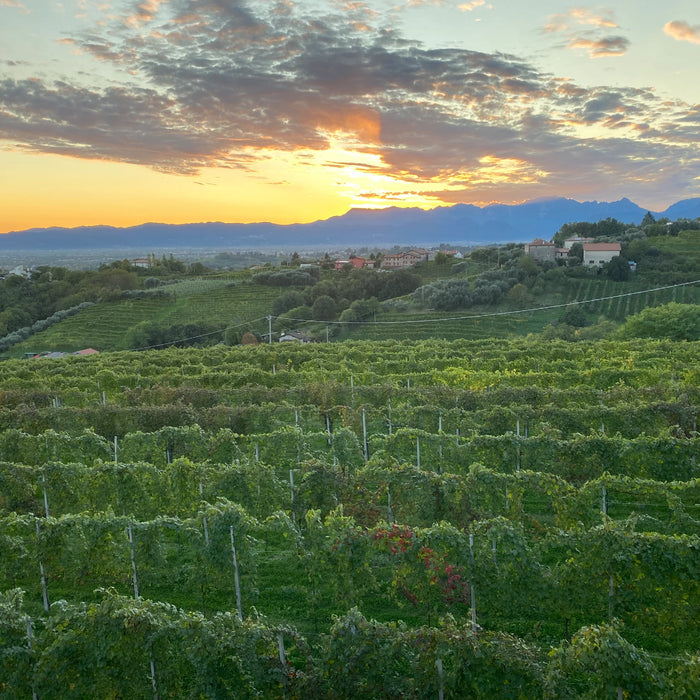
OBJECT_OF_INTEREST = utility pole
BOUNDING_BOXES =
[268,315,273,344]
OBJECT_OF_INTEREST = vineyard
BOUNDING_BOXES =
[0,338,698,698]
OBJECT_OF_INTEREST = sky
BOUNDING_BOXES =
[1,0,699,233]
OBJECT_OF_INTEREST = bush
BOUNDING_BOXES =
[617,302,700,341]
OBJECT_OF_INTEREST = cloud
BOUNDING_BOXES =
[663,20,700,44]
[0,0,29,12]
[458,1,488,12]
[546,8,617,31]
[545,7,628,58]
[567,35,629,58]
[0,0,697,206]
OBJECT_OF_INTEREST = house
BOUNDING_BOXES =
[583,242,622,267]
[382,249,429,269]
[334,257,366,271]
[279,331,312,343]
[131,258,150,268]
[74,348,99,356]
[524,239,555,263]
[555,247,569,261]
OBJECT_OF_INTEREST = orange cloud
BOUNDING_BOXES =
[663,20,700,44]
[568,36,629,58]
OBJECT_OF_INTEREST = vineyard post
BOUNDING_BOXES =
[25,617,38,700]
[469,533,477,632]
[230,526,243,620]
[387,399,392,435]
[416,437,421,469]
[438,413,443,467]
[268,315,272,344]
[36,520,50,612]
[289,469,295,508]
[41,472,50,518]
[199,481,210,547]
[516,420,521,472]
[362,409,368,462]
[277,631,286,665]
[437,657,444,700]
[277,632,288,694]
[602,485,607,516]
[127,523,140,598]
[149,653,159,700]
[114,436,118,463]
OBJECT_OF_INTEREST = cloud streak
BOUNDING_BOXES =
[0,0,697,207]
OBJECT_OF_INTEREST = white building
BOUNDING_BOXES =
[583,242,622,267]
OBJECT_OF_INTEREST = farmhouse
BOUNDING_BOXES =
[524,239,555,263]
[334,257,367,271]
[382,249,429,269]
[583,242,622,267]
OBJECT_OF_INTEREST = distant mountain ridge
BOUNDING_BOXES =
[2,197,699,251]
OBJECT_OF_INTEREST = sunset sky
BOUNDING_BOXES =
[1,0,699,233]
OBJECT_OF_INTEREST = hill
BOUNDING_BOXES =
[2,196,700,251]
[1,226,697,356]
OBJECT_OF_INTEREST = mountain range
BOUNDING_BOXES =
[2,197,699,252]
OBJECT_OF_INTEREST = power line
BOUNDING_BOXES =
[285,279,700,326]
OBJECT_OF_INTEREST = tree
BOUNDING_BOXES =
[605,255,629,281]
[641,211,656,227]
[567,243,583,265]
[312,295,337,321]
[617,303,700,341]
[241,332,259,345]
[560,305,587,327]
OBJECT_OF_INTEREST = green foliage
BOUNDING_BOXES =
[617,303,700,341]
[0,337,698,696]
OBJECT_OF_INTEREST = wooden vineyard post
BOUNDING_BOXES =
[362,409,368,462]
[469,533,477,632]
[200,480,210,547]
[36,520,50,612]
[436,657,444,700]
[127,523,140,598]
[41,473,50,518]
[26,617,38,700]
[416,437,421,469]
[602,484,608,516]
[230,526,243,620]
[114,435,118,463]
[150,653,159,700]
